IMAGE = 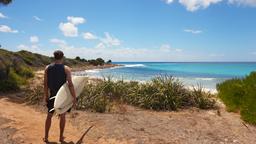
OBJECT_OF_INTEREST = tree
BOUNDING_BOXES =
[88,59,97,66]
[81,58,87,62]
[0,0,12,5]
[75,56,81,61]
[96,58,105,66]
[106,60,112,64]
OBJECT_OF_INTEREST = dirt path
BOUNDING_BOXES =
[0,97,91,144]
[1,95,256,144]
[71,105,256,144]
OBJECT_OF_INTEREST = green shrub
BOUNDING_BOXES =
[88,58,105,66]
[16,65,34,78]
[17,50,36,65]
[0,79,19,92]
[217,79,244,112]
[8,68,27,85]
[0,67,26,92]
[78,75,216,112]
[217,72,256,125]
[0,65,34,92]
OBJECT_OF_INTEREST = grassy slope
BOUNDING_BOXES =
[0,48,87,91]
[0,48,86,68]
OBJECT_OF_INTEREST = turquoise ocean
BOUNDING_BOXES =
[74,62,256,90]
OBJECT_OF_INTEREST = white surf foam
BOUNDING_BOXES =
[85,69,100,73]
[195,78,215,81]
[124,64,146,68]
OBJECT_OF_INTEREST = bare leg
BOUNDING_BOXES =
[59,113,66,142]
[44,113,53,142]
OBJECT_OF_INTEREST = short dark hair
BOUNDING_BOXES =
[53,50,64,60]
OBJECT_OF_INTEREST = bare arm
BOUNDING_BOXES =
[44,66,49,103]
[65,66,76,103]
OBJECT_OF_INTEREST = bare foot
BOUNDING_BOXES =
[43,137,49,143]
[59,136,65,142]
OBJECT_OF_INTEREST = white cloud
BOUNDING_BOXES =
[59,22,78,37]
[164,0,224,11]
[49,39,187,61]
[50,38,67,46]
[228,0,256,7]
[17,43,51,56]
[82,32,97,40]
[160,44,183,53]
[17,44,41,53]
[67,16,86,25]
[31,45,39,49]
[100,32,121,47]
[164,0,256,11]
[95,42,106,49]
[175,48,183,52]
[30,36,39,43]
[160,44,171,52]
[0,25,18,33]
[179,0,222,11]
[33,16,42,21]
[184,29,202,34]
[0,12,7,18]
[59,16,85,37]
[17,44,29,50]
[165,0,174,4]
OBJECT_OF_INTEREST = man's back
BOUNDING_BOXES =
[47,63,66,96]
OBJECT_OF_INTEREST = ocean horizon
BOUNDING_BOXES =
[73,62,256,90]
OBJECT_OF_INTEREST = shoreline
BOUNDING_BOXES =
[71,63,121,72]
[82,75,218,94]
[72,66,218,94]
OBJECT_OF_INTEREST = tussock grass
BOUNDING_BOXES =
[25,75,216,113]
[190,85,216,109]
[77,75,216,112]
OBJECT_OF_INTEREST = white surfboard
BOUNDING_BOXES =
[53,76,87,114]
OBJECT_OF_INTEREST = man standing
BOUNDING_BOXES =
[43,50,76,143]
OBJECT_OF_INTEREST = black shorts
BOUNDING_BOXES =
[47,97,71,114]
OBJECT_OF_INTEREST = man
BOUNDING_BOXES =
[43,50,76,143]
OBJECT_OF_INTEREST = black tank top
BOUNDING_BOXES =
[47,63,66,96]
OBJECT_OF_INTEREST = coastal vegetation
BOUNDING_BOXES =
[0,49,34,91]
[25,75,216,113]
[76,76,216,112]
[217,72,256,125]
[75,56,110,66]
[0,48,111,92]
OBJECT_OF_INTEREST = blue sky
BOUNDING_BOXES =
[0,0,256,62]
